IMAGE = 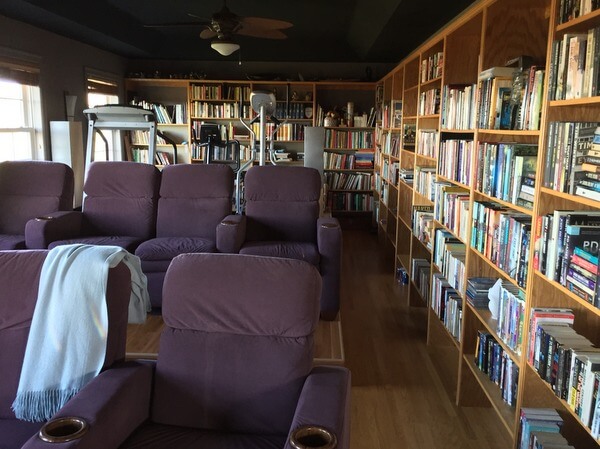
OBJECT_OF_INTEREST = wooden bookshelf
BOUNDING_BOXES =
[374,0,600,446]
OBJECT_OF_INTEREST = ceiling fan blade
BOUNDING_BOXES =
[200,28,218,39]
[236,26,288,39]
[240,17,293,30]
[144,21,208,28]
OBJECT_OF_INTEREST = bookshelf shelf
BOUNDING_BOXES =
[418,114,440,120]
[472,189,535,215]
[412,190,434,205]
[466,303,521,365]
[429,311,461,350]
[463,356,517,437]
[436,174,471,191]
[555,7,600,32]
[476,129,541,137]
[441,129,476,134]
[533,270,600,318]
[415,154,437,163]
[435,220,467,246]
[539,186,600,208]
[548,97,600,107]
[420,76,443,87]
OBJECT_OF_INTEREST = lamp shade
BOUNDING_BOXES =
[211,40,240,56]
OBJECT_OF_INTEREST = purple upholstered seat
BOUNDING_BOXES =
[0,250,132,449]
[27,162,161,252]
[20,253,351,449]
[135,164,234,308]
[218,165,342,320]
[0,161,74,250]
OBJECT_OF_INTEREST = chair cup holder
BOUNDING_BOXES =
[289,425,337,449]
[35,216,54,221]
[39,416,88,443]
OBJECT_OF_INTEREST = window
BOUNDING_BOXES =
[86,71,120,162]
[0,61,43,161]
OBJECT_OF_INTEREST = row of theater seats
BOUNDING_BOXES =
[0,160,342,320]
[0,250,350,449]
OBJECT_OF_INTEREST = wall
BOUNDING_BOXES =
[0,14,127,159]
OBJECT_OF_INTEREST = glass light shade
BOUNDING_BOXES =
[211,40,240,56]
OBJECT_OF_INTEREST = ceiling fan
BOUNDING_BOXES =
[145,1,293,56]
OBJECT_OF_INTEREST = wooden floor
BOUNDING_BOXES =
[127,230,513,448]
[340,230,512,449]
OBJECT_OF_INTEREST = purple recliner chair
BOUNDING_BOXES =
[0,161,74,250]
[25,161,161,252]
[217,165,343,320]
[0,250,132,449]
[134,163,235,308]
[22,253,351,449]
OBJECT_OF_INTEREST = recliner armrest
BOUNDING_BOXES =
[21,361,154,449]
[316,217,342,320]
[216,214,246,253]
[25,210,84,249]
[285,366,351,449]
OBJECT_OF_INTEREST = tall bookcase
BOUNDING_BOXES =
[375,0,600,446]
[125,78,376,226]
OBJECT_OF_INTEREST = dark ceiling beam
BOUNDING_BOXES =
[346,0,404,59]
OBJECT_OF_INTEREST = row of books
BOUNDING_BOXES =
[382,132,400,158]
[495,280,526,355]
[438,139,473,186]
[130,130,175,145]
[325,151,374,170]
[190,84,251,101]
[475,331,519,407]
[431,273,462,342]
[381,158,399,184]
[130,147,150,164]
[414,166,436,201]
[324,129,374,149]
[154,151,174,165]
[433,228,466,294]
[474,142,538,210]
[273,102,311,120]
[543,122,600,201]
[129,100,188,124]
[533,210,600,306]
[328,192,373,212]
[418,88,441,116]
[548,26,600,101]
[191,102,251,119]
[411,258,431,301]
[250,123,306,142]
[518,408,572,449]
[476,66,545,131]
[440,83,477,130]
[421,51,444,83]
[433,182,469,243]
[476,73,513,130]
[412,205,434,251]
[557,0,600,24]
[471,201,532,288]
[416,129,439,159]
[325,172,372,191]
[528,315,600,433]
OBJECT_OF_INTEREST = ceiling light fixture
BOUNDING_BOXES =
[211,38,240,56]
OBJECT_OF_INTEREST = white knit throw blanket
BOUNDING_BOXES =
[12,244,150,422]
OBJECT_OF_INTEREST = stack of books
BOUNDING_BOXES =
[518,408,571,449]
[466,277,497,308]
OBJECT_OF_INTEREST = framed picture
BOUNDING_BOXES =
[392,100,403,128]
